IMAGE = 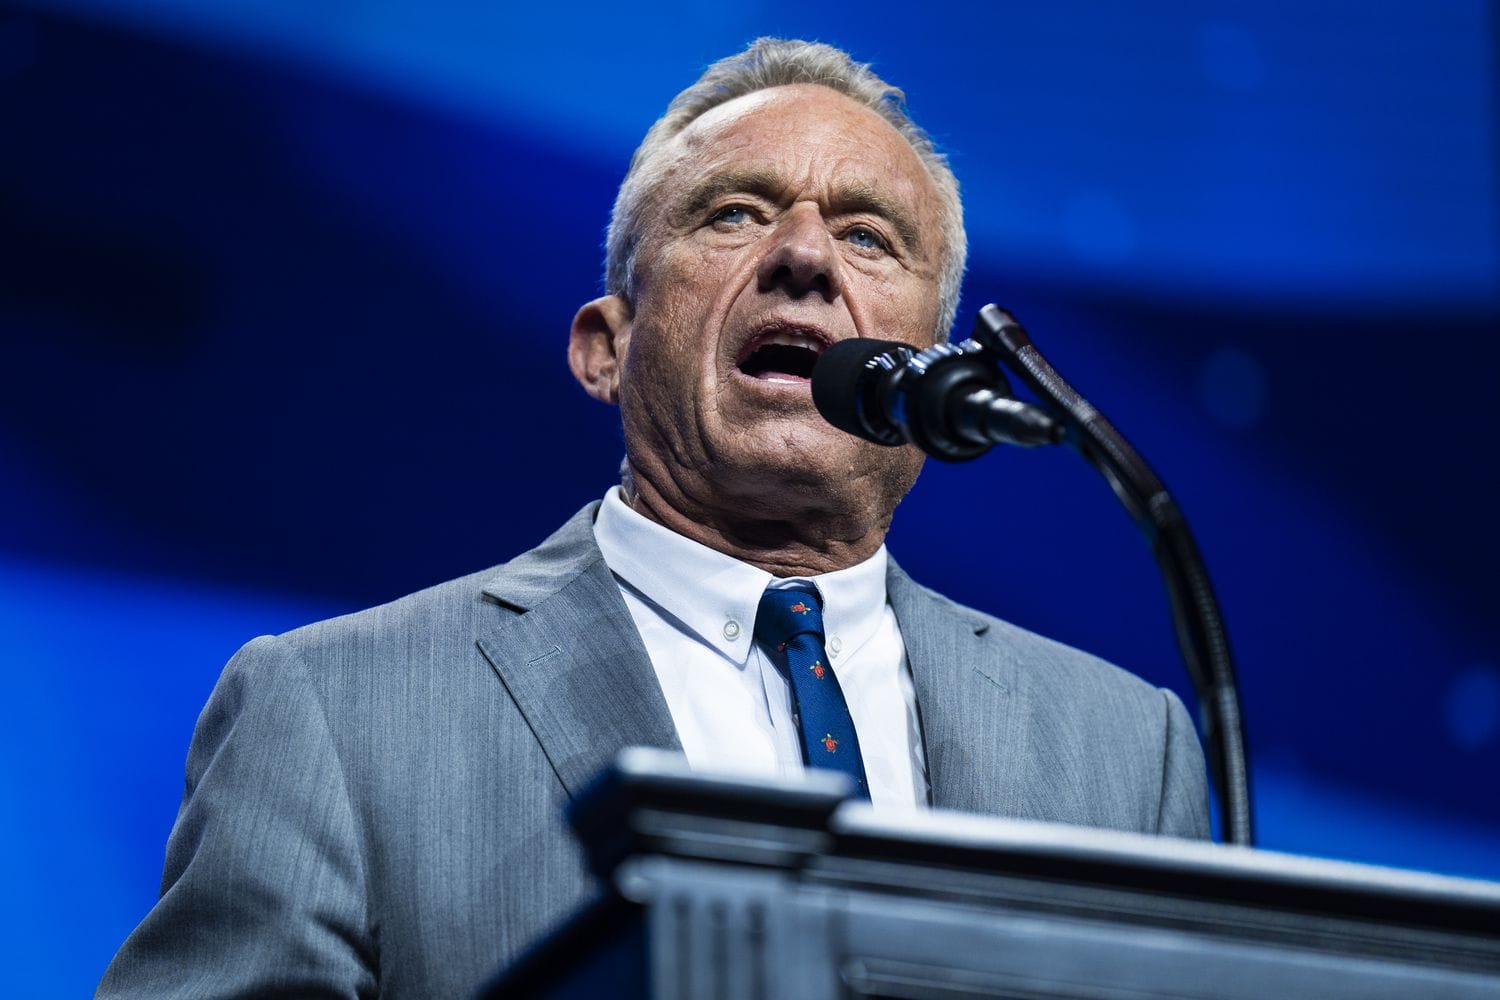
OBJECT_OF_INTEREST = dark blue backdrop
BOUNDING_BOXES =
[3,2,1498,995]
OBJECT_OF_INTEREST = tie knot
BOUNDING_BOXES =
[754,586,825,646]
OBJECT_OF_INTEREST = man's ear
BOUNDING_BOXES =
[568,294,632,405]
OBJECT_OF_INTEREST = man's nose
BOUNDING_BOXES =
[756,204,843,302]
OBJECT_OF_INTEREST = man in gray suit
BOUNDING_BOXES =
[100,38,1209,999]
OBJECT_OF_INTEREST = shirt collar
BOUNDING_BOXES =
[592,487,889,664]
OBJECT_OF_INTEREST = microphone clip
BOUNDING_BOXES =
[896,341,1021,462]
[831,335,1062,462]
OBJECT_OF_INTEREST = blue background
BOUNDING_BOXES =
[2,1,1498,994]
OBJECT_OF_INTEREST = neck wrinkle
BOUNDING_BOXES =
[621,464,887,578]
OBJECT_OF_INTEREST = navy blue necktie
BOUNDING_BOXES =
[755,586,871,800]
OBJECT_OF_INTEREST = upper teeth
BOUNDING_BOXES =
[761,330,824,353]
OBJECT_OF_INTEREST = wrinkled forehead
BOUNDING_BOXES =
[659,84,942,222]
[670,84,921,170]
[679,85,822,144]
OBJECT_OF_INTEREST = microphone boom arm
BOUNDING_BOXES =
[971,304,1253,846]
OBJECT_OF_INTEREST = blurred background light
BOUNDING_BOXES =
[3,1,1497,994]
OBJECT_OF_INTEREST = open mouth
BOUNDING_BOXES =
[735,328,828,382]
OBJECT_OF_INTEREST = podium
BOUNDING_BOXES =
[484,750,1500,999]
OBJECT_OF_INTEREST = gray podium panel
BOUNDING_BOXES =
[483,750,1500,1000]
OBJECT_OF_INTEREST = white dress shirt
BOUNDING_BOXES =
[592,487,929,809]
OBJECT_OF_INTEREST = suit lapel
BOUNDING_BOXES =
[474,509,1028,811]
[477,505,682,798]
[887,562,1029,817]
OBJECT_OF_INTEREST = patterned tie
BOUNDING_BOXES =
[755,586,871,800]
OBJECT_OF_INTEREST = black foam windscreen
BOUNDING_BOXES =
[810,338,908,442]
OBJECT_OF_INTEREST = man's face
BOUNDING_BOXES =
[606,84,946,525]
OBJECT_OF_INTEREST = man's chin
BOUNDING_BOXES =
[711,425,918,501]
[717,415,854,466]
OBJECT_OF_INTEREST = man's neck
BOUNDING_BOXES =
[621,467,891,578]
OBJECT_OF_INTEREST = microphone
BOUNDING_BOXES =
[811,338,1062,461]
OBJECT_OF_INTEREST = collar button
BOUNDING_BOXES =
[723,620,741,640]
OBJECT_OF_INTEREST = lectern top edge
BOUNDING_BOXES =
[570,749,1500,938]
[831,800,1500,908]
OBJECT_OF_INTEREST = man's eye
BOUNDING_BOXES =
[845,225,889,251]
[712,205,752,225]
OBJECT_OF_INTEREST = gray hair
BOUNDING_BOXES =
[604,38,967,341]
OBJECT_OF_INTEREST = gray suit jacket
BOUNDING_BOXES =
[99,503,1209,999]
